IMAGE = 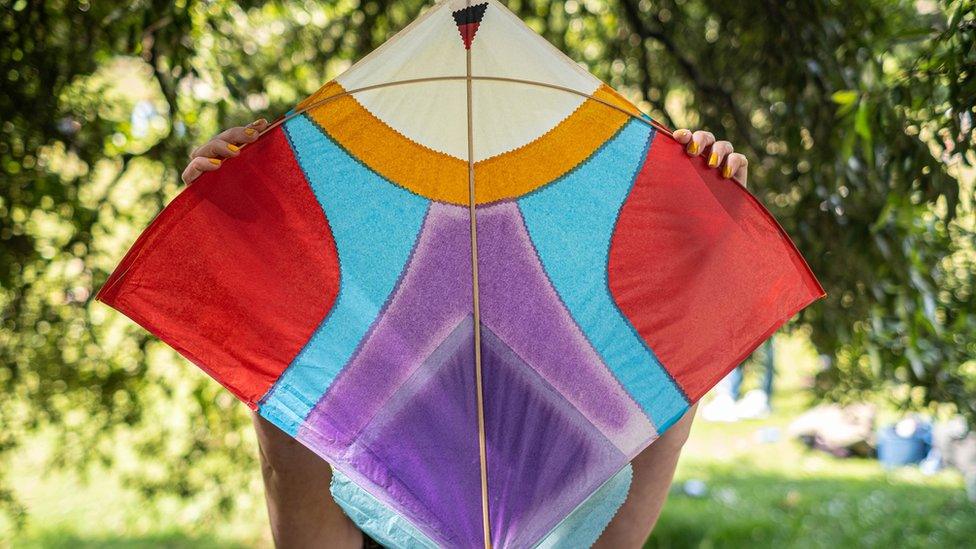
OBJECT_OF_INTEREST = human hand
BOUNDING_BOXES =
[181,118,270,185]
[672,128,748,187]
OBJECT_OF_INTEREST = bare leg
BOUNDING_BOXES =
[593,404,698,548]
[252,412,363,549]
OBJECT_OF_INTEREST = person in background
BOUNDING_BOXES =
[702,338,775,422]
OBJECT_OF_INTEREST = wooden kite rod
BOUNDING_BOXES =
[464,34,494,549]
[102,75,672,380]
[244,73,673,547]
[254,74,674,143]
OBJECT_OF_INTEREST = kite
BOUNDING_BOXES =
[97,0,825,547]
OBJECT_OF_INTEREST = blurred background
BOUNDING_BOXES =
[1,0,974,546]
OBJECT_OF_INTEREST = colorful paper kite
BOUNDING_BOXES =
[98,0,825,547]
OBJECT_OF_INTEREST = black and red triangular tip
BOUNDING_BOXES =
[452,2,488,49]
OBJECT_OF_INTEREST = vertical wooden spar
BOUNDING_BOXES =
[465,9,493,549]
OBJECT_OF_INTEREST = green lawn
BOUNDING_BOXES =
[5,334,973,547]
[650,399,973,548]
[650,335,973,548]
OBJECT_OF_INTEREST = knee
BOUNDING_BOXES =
[658,403,698,450]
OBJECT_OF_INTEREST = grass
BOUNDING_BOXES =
[650,401,973,548]
[648,335,974,548]
[13,532,250,549]
[5,334,973,547]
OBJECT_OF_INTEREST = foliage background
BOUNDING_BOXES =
[1,0,974,540]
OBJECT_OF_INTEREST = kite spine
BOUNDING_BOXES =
[464,15,494,548]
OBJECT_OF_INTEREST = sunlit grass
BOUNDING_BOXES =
[650,334,974,548]
[5,332,973,547]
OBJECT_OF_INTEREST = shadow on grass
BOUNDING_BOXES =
[647,466,975,549]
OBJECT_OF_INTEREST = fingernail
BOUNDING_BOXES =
[723,165,733,179]
[209,158,221,166]
[244,128,256,136]
[708,152,719,168]
[687,140,699,155]
[227,144,240,152]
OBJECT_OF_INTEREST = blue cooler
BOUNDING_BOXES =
[877,420,932,468]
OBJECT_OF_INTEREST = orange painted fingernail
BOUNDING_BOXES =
[244,128,256,136]
[209,158,221,165]
[687,140,700,155]
[708,152,719,167]
[227,143,240,152]
[723,165,733,179]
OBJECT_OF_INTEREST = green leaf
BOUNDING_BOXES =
[831,90,858,105]
[855,100,873,141]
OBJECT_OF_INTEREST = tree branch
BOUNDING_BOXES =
[618,0,759,152]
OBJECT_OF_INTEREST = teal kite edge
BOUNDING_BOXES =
[330,463,634,549]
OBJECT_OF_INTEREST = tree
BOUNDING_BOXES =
[610,0,976,414]
[1,0,973,525]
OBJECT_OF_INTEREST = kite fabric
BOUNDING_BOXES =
[97,0,825,547]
